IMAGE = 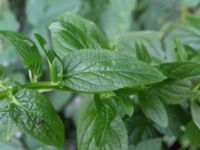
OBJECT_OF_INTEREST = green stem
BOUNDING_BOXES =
[28,70,34,83]
[23,81,59,90]
[0,81,70,100]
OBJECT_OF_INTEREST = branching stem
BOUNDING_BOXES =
[0,81,70,100]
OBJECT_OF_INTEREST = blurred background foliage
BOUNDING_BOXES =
[1,0,200,149]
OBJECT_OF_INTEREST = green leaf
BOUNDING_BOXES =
[126,113,158,145]
[116,94,134,117]
[149,79,195,104]
[99,0,136,39]
[134,138,162,150]
[0,112,18,142]
[49,12,110,58]
[157,106,188,137]
[77,97,128,150]
[62,49,166,92]
[191,102,200,129]
[159,62,200,79]
[0,37,19,65]
[50,22,100,57]
[184,121,200,147]
[77,107,96,150]
[174,38,188,61]
[25,0,81,44]
[25,135,59,150]
[94,95,116,146]
[34,33,63,82]
[116,31,165,63]
[0,0,19,31]
[50,58,63,82]
[138,0,179,30]
[34,33,56,63]
[162,18,200,55]
[0,138,23,150]
[139,92,168,127]
[135,43,151,63]
[104,117,128,150]
[26,0,81,26]
[79,116,128,150]
[0,31,43,76]
[10,89,64,148]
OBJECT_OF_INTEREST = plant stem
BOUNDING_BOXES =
[0,81,69,99]
[23,81,59,90]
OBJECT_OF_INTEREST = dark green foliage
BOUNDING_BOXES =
[1,2,200,149]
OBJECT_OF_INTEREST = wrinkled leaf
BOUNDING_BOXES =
[10,89,64,148]
[62,49,166,92]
